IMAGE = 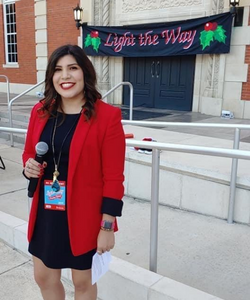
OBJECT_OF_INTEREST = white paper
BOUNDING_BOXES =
[91,252,112,285]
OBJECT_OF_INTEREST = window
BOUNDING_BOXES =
[3,0,18,64]
[234,7,244,27]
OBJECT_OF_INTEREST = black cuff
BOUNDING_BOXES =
[22,169,30,180]
[101,197,123,217]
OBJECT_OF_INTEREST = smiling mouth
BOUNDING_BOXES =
[60,83,75,89]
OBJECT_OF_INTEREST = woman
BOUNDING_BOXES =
[22,44,125,300]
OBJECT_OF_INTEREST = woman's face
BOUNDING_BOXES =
[52,54,84,102]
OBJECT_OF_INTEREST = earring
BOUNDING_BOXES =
[53,92,58,100]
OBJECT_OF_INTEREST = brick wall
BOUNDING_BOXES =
[47,0,79,56]
[0,0,36,84]
[241,9,250,101]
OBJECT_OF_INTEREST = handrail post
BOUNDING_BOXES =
[8,106,14,147]
[102,81,134,120]
[150,148,160,272]
[5,76,10,104]
[227,128,240,224]
[0,75,11,144]
[128,82,133,120]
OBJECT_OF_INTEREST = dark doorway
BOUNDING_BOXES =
[123,55,195,111]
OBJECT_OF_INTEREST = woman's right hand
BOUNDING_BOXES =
[24,158,47,179]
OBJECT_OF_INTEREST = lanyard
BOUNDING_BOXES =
[51,111,82,188]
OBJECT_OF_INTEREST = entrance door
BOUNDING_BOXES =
[123,57,155,107]
[123,55,195,111]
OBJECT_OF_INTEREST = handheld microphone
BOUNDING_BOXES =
[28,142,49,198]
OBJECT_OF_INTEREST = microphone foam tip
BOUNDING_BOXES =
[35,142,49,155]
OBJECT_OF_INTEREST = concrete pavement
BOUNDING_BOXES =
[0,241,75,300]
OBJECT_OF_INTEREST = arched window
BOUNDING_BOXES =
[3,0,18,64]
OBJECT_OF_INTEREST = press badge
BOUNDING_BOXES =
[44,180,66,211]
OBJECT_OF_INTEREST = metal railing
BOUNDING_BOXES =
[7,80,130,146]
[122,120,250,225]
[102,82,134,120]
[0,75,10,104]
[8,80,45,146]
[125,139,250,272]
[1,125,250,273]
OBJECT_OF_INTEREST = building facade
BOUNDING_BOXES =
[0,0,79,94]
[0,0,250,118]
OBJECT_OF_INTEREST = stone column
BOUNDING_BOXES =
[34,0,48,84]
[101,0,110,86]
[204,0,225,98]
[92,0,111,96]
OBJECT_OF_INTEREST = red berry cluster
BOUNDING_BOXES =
[90,31,99,38]
[204,22,218,31]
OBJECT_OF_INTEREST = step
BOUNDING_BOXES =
[0,132,26,145]
[0,110,30,123]
[0,111,29,145]
[0,212,226,300]
[0,116,28,128]
[0,117,27,144]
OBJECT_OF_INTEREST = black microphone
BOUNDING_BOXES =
[28,142,49,198]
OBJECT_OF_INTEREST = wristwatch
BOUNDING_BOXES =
[100,220,115,231]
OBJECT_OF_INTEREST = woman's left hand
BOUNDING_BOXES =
[97,230,115,255]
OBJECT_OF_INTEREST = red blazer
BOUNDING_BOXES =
[22,99,125,256]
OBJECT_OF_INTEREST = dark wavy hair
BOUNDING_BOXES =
[40,44,101,120]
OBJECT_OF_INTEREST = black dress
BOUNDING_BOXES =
[29,112,96,270]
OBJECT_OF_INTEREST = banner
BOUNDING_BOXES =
[82,12,233,57]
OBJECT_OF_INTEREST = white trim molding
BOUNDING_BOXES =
[34,0,48,83]
[3,0,18,64]
[2,63,19,68]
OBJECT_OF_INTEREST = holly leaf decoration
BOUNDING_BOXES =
[84,34,92,48]
[91,37,101,52]
[84,34,101,52]
[200,30,214,50]
[213,25,227,43]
